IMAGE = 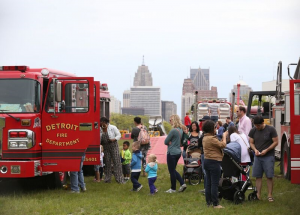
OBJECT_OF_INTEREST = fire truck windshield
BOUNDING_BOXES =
[0,79,40,113]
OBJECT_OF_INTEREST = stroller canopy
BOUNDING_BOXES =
[223,142,241,163]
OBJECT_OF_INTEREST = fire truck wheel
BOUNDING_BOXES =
[281,142,291,180]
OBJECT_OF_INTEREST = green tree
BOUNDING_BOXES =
[163,121,172,134]
[109,113,149,132]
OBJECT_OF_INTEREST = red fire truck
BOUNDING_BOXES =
[0,66,107,188]
[272,59,300,184]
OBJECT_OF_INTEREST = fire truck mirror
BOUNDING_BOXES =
[55,82,62,102]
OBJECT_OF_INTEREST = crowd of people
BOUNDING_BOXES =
[69,105,278,208]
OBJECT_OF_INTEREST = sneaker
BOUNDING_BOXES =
[70,190,80,194]
[80,186,87,192]
[154,189,158,193]
[199,189,205,193]
[130,188,137,192]
[136,185,143,192]
[178,184,187,192]
[165,189,176,193]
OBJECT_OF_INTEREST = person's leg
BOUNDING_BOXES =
[252,156,263,199]
[148,177,156,194]
[204,159,212,205]
[70,171,79,192]
[263,156,275,200]
[211,161,222,206]
[131,172,141,189]
[111,142,124,183]
[78,155,85,189]
[103,145,112,182]
[173,154,184,186]
[99,167,104,180]
[167,154,177,190]
[182,150,186,159]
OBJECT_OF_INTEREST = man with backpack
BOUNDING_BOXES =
[131,117,151,177]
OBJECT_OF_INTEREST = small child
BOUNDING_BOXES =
[121,141,132,181]
[94,145,104,182]
[130,141,143,192]
[145,154,158,195]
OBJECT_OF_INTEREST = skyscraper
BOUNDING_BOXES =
[122,90,130,107]
[182,78,195,95]
[190,67,210,90]
[161,101,177,122]
[181,93,194,120]
[133,58,153,86]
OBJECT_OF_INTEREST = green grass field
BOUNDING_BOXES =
[0,140,299,215]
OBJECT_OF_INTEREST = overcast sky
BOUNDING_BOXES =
[1,0,299,116]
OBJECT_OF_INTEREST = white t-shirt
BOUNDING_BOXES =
[230,133,251,163]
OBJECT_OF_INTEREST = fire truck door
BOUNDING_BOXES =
[42,77,96,172]
[84,81,101,165]
[290,80,300,184]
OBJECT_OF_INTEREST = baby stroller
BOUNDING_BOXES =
[182,144,202,185]
[218,142,257,204]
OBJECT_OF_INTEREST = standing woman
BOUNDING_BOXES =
[100,117,124,183]
[202,120,227,208]
[164,114,187,193]
[188,121,201,147]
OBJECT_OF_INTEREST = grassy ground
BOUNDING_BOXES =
[0,140,299,215]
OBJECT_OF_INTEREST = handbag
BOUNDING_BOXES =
[239,134,254,162]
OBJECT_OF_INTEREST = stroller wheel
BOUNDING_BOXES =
[248,192,258,201]
[233,191,245,204]
[189,173,201,185]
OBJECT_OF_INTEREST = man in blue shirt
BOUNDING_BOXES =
[216,121,225,141]
[226,117,235,128]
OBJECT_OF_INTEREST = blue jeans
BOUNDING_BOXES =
[70,155,85,192]
[148,177,157,194]
[182,150,187,159]
[211,116,218,123]
[201,154,206,189]
[167,153,184,190]
[204,159,221,206]
[131,172,141,189]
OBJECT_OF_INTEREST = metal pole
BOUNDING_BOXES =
[231,92,235,121]
[194,91,198,122]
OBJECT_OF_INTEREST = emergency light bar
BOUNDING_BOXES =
[0,66,28,72]
[100,83,108,91]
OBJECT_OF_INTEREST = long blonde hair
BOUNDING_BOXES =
[170,114,185,129]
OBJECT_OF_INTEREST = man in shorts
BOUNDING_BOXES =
[249,116,278,202]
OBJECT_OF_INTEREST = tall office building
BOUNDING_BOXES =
[190,67,210,90]
[122,90,130,107]
[181,93,194,120]
[130,86,161,116]
[110,95,121,114]
[133,60,153,86]
[198,86,218,99]
[182,78,195,95]
[161,101,177,122]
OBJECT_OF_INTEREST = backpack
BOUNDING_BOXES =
[137,125,150,145]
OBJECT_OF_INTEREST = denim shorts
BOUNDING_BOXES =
[252,155,275,178]
[122,164,131,175]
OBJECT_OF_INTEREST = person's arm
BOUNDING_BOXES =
[249,137,260,156]
[218,108,220,117]
[153,163,158,171]
[145,164,150,173]
[211,136,226,149]
[217,127,224,139]
[125,151,132,161]
[164,129,174,145]
[113,126,121,141]
[131,154,136,167]
[222,131,228,144]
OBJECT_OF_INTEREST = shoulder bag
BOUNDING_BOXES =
[238,134,254,162]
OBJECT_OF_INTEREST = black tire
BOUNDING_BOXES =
[281,141,291,180]
[233,191,245,204]
[189,173,201,185]
[44,172,68,189]
[248,192,258,201]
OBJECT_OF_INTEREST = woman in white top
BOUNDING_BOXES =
[228,126,251,163]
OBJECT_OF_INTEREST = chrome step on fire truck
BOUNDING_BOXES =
[0,66,108,188]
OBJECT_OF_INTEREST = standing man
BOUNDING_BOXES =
[249,116,278,202]
[237,106,252,138]
[209,100,220,123]
[131,117,150,177]
[184,112,191,129]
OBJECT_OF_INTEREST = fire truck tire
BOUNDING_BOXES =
[281,142,291,180]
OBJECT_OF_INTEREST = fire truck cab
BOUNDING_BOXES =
[0,66,103,187]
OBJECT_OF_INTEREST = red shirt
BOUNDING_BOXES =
[184,115,191,126]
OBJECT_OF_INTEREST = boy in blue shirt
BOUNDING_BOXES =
[145,154,158,195]
[130,142,143,191]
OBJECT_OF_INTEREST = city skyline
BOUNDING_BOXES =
[1,0,299,116]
